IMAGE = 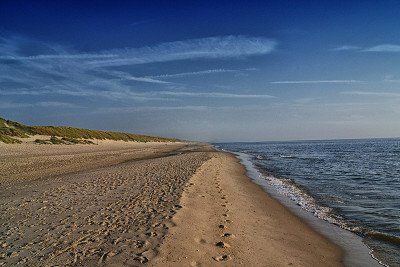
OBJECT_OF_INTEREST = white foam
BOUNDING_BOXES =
[234,151,383,267]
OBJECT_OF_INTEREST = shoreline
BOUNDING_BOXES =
[153,151,344,266]
[0,141,383,266]
[233,151,383,267]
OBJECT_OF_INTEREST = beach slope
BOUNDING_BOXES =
[0,143,343,266]
[153,152,343,266]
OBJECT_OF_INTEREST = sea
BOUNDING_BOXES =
[216,138,400,266]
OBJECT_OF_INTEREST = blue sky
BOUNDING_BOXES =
[1,1,400,141]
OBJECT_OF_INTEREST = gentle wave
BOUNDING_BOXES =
[366,231,400,246]
[280,155,297,159]
[254,163,347,227]
[219,139,400,266]
[255,161,400,247]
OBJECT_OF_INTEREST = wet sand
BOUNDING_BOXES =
[0,142,343,266]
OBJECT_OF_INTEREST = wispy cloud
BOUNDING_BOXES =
[332,45,361,51]
[0,100,80,109]
[341,91,400,97]
[92,105,217,113]
[87,36,277,67]
[155,91,275,99]
[383,79,400,83]
[36,101,82,108]
[0,54,117,60]
[333,44,400,53]
[0,88,275,100]
[104,70,170,84]
[147,69,241,79]
[0,101,34,109]
[382,75,400,83]
[362,44,400,52]
[270,80,364,84]
[2,36,276,66]
[0,35,276,106]
[0,88,168,102]
[92,104,279,114]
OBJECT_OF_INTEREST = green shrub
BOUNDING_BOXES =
[61,137,95,145]
[34,139,49,144]
[49,136,64,144]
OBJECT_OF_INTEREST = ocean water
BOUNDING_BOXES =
[216,139,400,266]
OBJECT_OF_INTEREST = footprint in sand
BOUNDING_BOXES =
[98,252,109,264]
[215,241,230,248]
[221,233,234,238]
[133,253,148,264]
[194,237,207,244]
[213,254,232,261]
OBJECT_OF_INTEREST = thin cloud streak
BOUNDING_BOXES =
[104,70,171,84]
[155,91,276,98]
[362,44,400,52]
[0,54,117,60]
[270,80,364,84]
[383,79,400,83]
[0,88,275,100]
[92,104,279,114]
[333,44,400,53]
[341,91,400,97]
[87,36,277,67]
[0,88,168,101]
[147,69,240,79]
[1,36,276,66]
[0,101,80,109]
[332,45,361,51]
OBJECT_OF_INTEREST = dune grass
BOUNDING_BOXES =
[0,117,178,144]
[0,134,22,144]
[34,136,95,145]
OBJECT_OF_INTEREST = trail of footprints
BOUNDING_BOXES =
[211,168,234,263]
[187,163,234,265]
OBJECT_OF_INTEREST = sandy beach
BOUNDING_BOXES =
[0,142,343,266]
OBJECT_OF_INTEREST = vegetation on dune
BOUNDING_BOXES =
[0,118,30,138]
[30,125,176,142]
[0,117,178,144]
[0,134,22,144]
[60,137,95,144]
[34,136,95,145]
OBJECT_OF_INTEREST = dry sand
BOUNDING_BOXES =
[0,142,343,266]
[153,152,343,266]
